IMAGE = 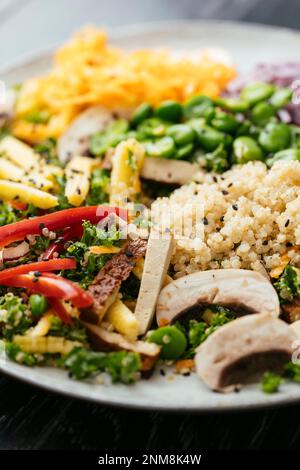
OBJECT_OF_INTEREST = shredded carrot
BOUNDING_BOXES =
[175,359,195,374]
[13,27,236,143]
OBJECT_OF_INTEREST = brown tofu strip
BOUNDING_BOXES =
[135,230,174,335]
[81,238,147,324]
[82,321,161,371]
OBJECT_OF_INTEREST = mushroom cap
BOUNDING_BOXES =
[156,269,280,326]
[195,313,297,392]
[57,105,116,164]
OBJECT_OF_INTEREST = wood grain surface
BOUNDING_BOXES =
[1,0,300,451]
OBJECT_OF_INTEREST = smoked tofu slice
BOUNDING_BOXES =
[135,230,174,335]
[65,155,95,206]
[82,322,161,371]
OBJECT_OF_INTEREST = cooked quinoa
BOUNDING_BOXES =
[152,160,300,278]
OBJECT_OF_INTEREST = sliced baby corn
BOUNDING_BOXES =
[13,335,81,355]
[0,157,53,190]
[26,314,52,337]
[110,138,145,207]
[0,136,40,170]
[0,180,58,209]
[105,298,139,342]
[65,155,95,206]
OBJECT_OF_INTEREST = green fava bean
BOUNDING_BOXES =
[211,112,240,133]
[29,294,48,317]
[251,102,276,126]
[167,124,195,146]
[258,122,292,153]
[145,136,175,158]
[193,123,226,151]
[241,82,275,106]
[175,142,194,159]
[266,148,300,167]
[215,97,249,113]
[184,95,215,120]
[155,100,183,122]
[137,118,168,139]
[106,118,129,134]
[269,88,292,108]
[233,136,263,164]
[148,326,187,360]
[131,103,153,126]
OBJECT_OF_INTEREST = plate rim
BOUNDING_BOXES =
[1,19,300,411]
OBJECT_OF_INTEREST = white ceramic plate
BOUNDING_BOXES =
[1,20,300,411]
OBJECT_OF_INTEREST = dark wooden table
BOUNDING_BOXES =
[1,0,300,451]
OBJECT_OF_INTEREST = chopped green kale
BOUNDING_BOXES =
[5,342,42,366]
[34,138,62,167]
[48,315,88,343]
[0,294,32,340]
[62,347,141,383]
[283,361,300,382]
[86,169,110,205]
[260,372,283,394]
[275,265,300,302]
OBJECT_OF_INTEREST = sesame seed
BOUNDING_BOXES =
[202,217,208,226]
[222,190,229,195]
[285,219,290,227]
[232,204,238,211]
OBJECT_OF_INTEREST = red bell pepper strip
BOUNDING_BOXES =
[0,274,78,299]
[9,201,28,211]
[48,298,73,325]
[0,205,127,248]
[0,273,93,308]
[41,272,93,308]
[42,225,83,260]
[0,258,76,282]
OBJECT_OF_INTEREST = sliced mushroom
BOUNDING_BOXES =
[195,314,297,392]
[156,269,280,326]
[82,322,161,371]
[103,150,197,185]
[141,157,197,185]
[57,105,116,163]
[81,238,147,324]
[135,230,174,335]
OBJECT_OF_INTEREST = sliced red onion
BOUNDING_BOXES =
[277,109,292,123]
[3,241,30,260]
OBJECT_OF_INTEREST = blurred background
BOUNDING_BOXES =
[1,0,300,66]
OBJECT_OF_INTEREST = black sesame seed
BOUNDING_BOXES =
[232,204,238,211]
[39,223,45,230]
[286,241,293,247]
[183,372,191,377]
[228,182,233,188]
[77,188,81,195]
[33,277,39,283]
[262,240,268,246]
[202,217,208,226]
[125,250,133,258]
[222,190,229,195]
[285,219,290,227]
[213,176,218,183]
[220,216,225,222]
[160,369,166,376]
[33,271,41,277]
